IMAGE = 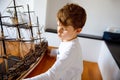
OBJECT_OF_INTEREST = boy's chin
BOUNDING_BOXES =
[58,36,62,40]
[59,38,65,41]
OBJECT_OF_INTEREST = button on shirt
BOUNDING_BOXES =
[23,38,83,80]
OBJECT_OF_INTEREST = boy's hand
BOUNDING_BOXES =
[46,47,51,56]
[47,47,58,57]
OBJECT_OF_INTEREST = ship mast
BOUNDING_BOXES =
[12,0,21,39]
[7,0,25,39]
[23,4,35,50]
[7,0,25,58]
[27,4,34,39]
[37,17,40,38]
[0,13,8,78]
[36,16,42,44]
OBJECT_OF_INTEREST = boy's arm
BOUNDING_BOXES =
[47,46,58,57]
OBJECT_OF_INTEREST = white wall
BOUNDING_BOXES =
[45,0,69,30]
[34,0,47,26]
[45,0,120,36]
[0,0,34,14]
[0,0,11,14]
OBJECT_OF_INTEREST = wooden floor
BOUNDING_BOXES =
[82,61,102,80]
[26,53,102,80]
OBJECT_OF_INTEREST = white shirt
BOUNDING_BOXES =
[23,38,83,80]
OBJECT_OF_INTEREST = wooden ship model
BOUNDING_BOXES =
[0,0,48,80]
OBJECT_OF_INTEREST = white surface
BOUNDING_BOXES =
[98,42,120,80]
[106,27,120,33]
[78,37,103,62]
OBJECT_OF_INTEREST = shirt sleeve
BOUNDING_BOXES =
[50,49,58,57]
[23,50,74,80]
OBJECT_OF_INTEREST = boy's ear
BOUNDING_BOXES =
[76,28,82,33]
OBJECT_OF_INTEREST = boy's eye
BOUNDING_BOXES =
[63,28,67,31]
[58,26,67,31]
[61,27,67,31]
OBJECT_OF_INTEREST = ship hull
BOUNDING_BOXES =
[0,40,48,80]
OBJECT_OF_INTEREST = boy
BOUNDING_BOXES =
[23,3,86,80]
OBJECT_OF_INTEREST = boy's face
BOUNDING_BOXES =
[57,21,81,42]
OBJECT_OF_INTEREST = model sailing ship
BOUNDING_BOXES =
[0,0,48,80]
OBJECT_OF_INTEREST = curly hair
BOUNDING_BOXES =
[57,3,87,29]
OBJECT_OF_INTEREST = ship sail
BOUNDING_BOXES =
[0,0,48,80]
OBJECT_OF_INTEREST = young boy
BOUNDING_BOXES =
[23,3,86,80]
